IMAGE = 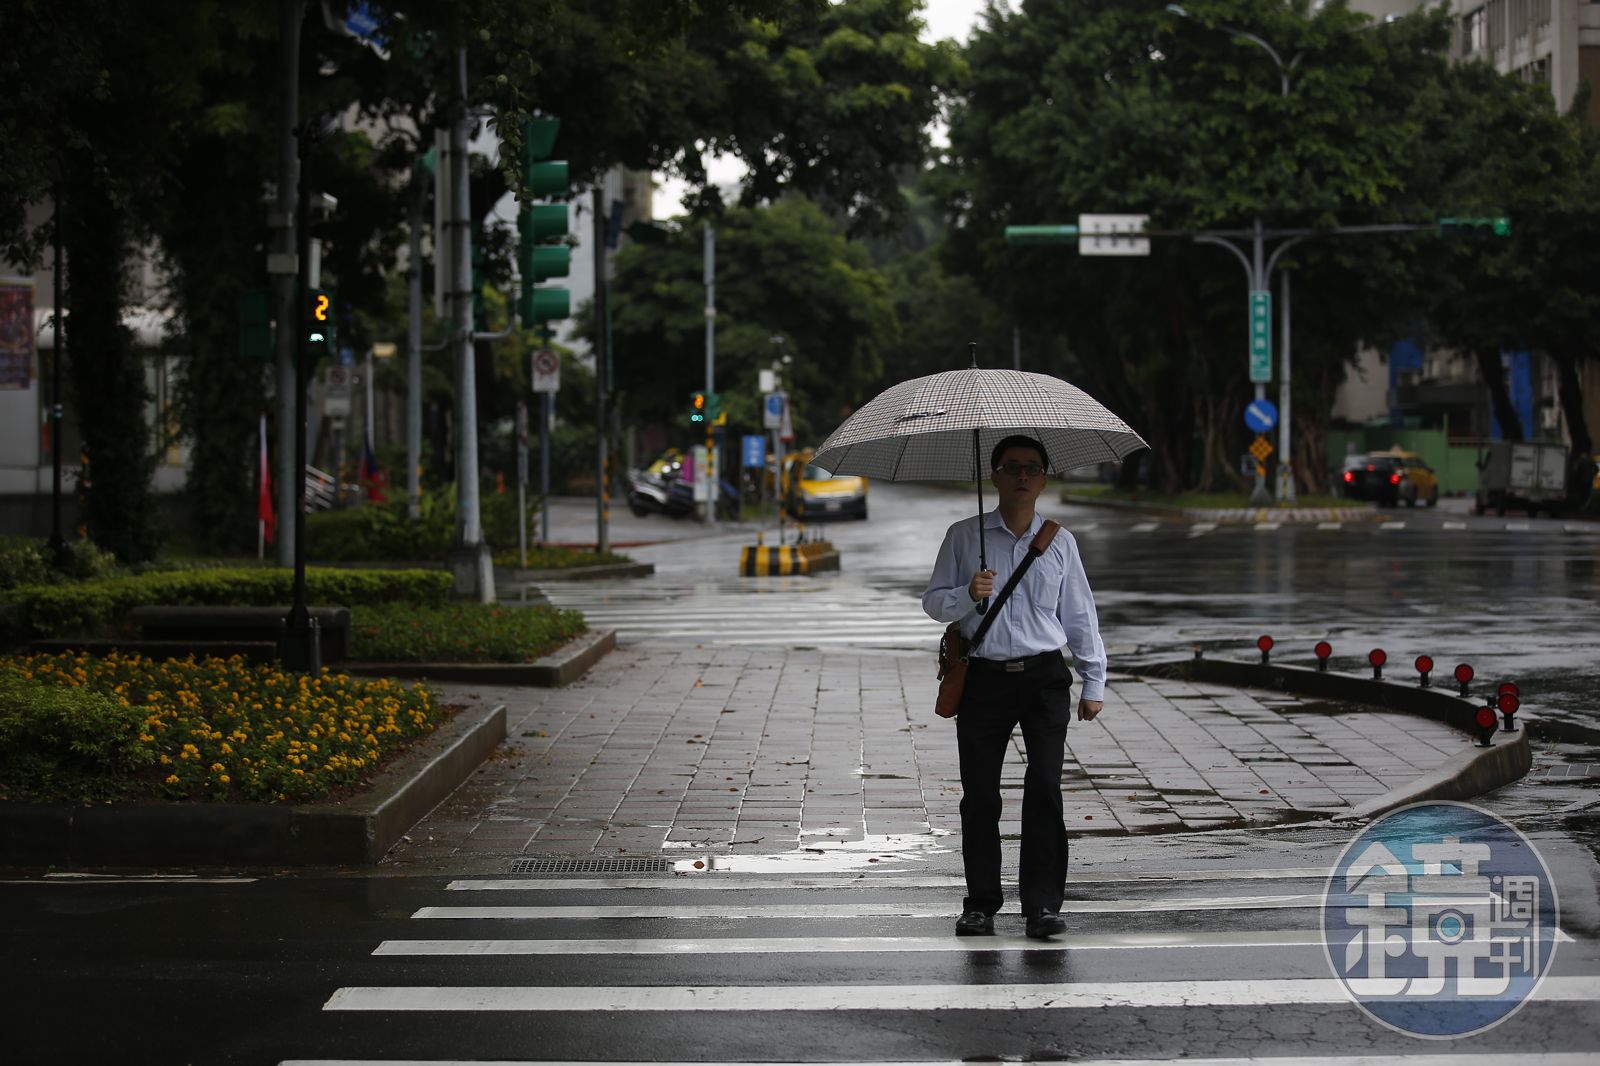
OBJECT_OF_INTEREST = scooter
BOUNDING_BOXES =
[627,468,687,517]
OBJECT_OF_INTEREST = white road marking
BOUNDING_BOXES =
[1254,522,1281,531]
[1379,521,1405,530]
[1442,521,1467,530]
[411,894,1354,920]
[1316,521,1341,530]
[1189,523,1217,533]
[1506,522,1531,531]
[1075,523,1099,532]
[322,975,1600,1012]
[446,867,1343,892]
[10,874,259,885]
[1131,522,1159,532]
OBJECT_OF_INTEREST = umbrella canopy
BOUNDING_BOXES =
[811,367,1146,480]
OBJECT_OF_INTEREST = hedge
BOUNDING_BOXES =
[2,567,452,640]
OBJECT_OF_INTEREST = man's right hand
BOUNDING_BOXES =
[968,569,995,601]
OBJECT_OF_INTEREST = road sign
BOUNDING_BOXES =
[323,365,352,417]
[1244,398,1278,433]
[1249,290,1272,382]
[742,434,765,469]
[1249,435,1274,463]
[531,348,560,393]
[763,392,785,430]
[758,369,777,393]
[1078,214,1150,256]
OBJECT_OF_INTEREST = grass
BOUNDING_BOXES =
[0,651,441,805]
[492,546,633,570]
[1060,484,1359,509]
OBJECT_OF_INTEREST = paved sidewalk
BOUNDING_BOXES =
[380,645,1473,869]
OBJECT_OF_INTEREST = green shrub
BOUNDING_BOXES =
[3,567,452,639]
[0,536,120,591]
[308,484,538,562]
[349,602,586,662]
[0,671,156,803]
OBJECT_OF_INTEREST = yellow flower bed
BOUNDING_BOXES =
[0,652,440,803]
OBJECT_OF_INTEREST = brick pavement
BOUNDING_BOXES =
[380,645,1472,867]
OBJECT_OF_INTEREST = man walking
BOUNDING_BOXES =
[921,435,1106,939]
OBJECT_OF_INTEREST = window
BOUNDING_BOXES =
[1511,0,1528,40]
[1487,0,1506,52]
[1462,7,1487,56]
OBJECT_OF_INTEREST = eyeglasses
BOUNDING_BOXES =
[995,462,1045,478]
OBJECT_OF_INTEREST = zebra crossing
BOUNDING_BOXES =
[281,867,1599,1065]
[532,575,942,649]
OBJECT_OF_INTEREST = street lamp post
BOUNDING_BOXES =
[1167,3,1303,505]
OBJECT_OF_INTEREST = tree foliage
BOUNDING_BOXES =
[603,198,898,445]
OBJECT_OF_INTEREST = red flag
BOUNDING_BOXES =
[258,415,276,545]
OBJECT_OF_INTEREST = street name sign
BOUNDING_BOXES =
[1244,398,1278,433]
[743,434,766,469]
[1249,290,1272,383]
[1078,214,1150,256]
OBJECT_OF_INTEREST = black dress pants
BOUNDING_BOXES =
[955,654,1073,918]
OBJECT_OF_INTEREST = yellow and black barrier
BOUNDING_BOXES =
[740,544,809,576]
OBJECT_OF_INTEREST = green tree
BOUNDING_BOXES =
[937,0,1458,492]
[603,198,898,446]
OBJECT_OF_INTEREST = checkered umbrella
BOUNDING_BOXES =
[811,367,1146,482]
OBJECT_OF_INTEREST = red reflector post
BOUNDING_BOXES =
[1454,663,1474,697]
[1257,634,1274,665]
[1314,640,1332,672]
[1474,704,1498,746]
[1368,647,1387,681]
[1415,654,1434,688]
[1498,691,1520,731]
[1498,681,1520,699]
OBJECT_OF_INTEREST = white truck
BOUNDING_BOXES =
[1475,441,1568,516]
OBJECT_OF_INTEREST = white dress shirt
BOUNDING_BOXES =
[922,509,1107,701]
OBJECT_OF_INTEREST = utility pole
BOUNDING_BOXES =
[592,187,609,554]
[449,46,492,602]
[703,221,716,526]
[272,0,303,567]
[406,154,426,518]
[1278,270,1295,504]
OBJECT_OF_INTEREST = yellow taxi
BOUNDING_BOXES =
[782,449,869,521]
[1337,447,1439,507]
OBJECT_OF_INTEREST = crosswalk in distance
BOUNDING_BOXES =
[281,866,1600,1065]
[531,576,943,649]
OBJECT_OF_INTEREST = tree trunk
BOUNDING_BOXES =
[1551,350,1594,507]
[64,173,162,563]
[1475,346,1523,441]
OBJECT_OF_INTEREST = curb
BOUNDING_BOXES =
[1121,657,1531,821]
[500,562,655,581]
[341,627,615,687]
[0,703,506,868]
[1059,492,1381,524]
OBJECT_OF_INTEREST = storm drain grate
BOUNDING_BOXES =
[508,856,673,874]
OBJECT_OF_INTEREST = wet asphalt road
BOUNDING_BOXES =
[6,855,1599,1064]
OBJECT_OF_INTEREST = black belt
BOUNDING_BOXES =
[966,651,1061,674]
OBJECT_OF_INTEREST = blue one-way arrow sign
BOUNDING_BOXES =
[1244,398,1278,433]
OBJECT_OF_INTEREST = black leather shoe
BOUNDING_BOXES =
[1025,909,1066,939]
[955,910,995,936]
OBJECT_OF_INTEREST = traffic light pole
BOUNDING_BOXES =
[280,119,316,672]
[592,187,610,555]
[273,0,303,569]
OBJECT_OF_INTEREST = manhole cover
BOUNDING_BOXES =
[508,856,673,874]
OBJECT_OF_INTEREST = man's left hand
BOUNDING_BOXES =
[1077,699,1103,721]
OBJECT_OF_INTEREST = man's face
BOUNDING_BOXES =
[991,445,1047,506]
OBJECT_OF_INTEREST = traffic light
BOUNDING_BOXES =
[517,117,571,326]
[306,288,334,359]
[690,391,708,424]
[1439,217,1511,238]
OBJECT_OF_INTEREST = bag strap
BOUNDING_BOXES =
[967,519,1061,654]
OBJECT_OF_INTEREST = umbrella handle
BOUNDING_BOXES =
[974,426,988,615]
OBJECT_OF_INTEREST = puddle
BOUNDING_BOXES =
[673,829,955,873]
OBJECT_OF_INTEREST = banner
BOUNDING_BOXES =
[0,278,35,390]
